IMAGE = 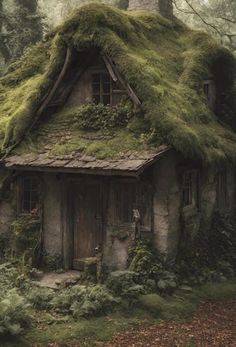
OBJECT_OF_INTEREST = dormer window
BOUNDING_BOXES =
[203,79,216,110]
[92,72,111,105]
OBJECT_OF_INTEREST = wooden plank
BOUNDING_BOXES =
[102,53,142,107]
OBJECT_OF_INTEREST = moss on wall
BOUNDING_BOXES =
[0,3,235,162]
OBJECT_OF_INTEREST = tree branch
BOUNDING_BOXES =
[182,0,222,36]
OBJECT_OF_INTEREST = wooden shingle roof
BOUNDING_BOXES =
[2,145,170,177]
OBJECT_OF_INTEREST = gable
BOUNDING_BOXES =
[45,50,140,115]
[67,54,127,107]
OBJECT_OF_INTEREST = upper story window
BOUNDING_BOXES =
[91,70,126,106]
[92,72,111,105]
[182,170,199,208]
[203,79,216,110]
[20,176,40,214]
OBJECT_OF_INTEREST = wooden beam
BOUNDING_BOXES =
[102,53,142,107]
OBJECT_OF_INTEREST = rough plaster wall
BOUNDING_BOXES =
[200,167,217,230]
[153,153,181,256]
[103,224,135,270]
[43,174,62,255]
[128,0,173,18]
[0,201,15,234]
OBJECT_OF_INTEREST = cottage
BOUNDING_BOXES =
[0,0,235,271]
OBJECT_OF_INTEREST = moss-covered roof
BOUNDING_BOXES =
[0,3,236,164]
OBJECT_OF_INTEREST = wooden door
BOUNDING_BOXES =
[73,182,103,262]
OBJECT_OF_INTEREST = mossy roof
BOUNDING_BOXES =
[0,3,236,165]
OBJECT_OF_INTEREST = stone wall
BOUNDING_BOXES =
[128,0,173,18]
[153,152,181,257]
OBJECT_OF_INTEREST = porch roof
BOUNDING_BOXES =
[2,145,170,177]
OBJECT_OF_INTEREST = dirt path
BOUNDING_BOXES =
[103,300,236,347]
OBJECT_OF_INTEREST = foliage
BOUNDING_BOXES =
[10,214,41,266]
[0,233,10,260]
[174,0,236,52]
[128,241,178,294]
[27,287,54,310]
[0,290,30,337]
[51,284,119,318]
[176,212,236,284]
[0,0,43,73]
[106,270,145,302]
[42,252,63,271]
[0,263,23,294]
[75,101,133,131]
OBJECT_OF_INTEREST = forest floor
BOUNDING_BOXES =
[102,300,236,347]
[2,282,236,347]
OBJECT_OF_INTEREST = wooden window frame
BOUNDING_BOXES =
[182,170,199,209]
[17,175,40,215]
[91,69,125,106]
[203,79,216,110]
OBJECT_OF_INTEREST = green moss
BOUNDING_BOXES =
[0,3,235,162]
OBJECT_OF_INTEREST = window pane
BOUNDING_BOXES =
[21,177,39,213]
[23,178,31,190]
[93,94,101,104]
[103,95,111,105]
[92,74,100,83]
[101,73,110,83]
[92,83,100,93]
[102,83,110,93]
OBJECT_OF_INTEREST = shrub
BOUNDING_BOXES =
[10,214,41,266]
[75,101,133,131]
[27,287,55,310]
[0,290,30,336]
[51,284,119,318]
[106,270,145,302]
[70,285,119,318]
[128,241,178,294]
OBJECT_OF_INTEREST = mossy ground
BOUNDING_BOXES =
[1,280,236,347]
[0,3,235,162]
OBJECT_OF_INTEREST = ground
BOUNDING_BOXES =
[103,300,236,347]
[2,281,236,347]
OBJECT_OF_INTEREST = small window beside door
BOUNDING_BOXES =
[19,176,40,214]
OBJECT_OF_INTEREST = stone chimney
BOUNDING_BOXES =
[128,0,173,19]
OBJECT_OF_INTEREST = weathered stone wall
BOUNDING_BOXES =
[153,152,181,257]
[128,0,173,18]
[153,154,236,259]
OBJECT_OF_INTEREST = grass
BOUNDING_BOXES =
[1,280,236,347]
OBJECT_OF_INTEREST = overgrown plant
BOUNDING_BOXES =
[176,212,236,284]
[10,213,41,266]
[0,290,30,337]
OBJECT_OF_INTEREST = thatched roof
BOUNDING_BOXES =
[0,3,235,165]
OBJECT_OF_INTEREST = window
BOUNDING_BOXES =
[21,177,40,213]
[91,71,126,106]
[92,72,111,105]
[216,170,228,210]
[182,171,193,207]
[203,79,216,110]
